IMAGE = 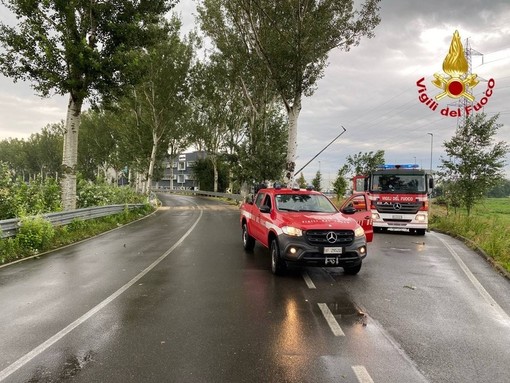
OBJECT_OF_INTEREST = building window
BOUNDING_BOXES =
[178,161,186,171]
[187,161,195,167]
[177,174,185,184]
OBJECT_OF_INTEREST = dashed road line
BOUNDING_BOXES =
[352,365,375,383]
[302,271,316,289]
[318,303,345,336]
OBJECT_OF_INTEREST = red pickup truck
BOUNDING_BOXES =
[240,185,373,275]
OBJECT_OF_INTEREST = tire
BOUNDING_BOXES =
[242,223,255,251]
[416,229,426,236]
[343,262,362,275]
[270,239,286,275]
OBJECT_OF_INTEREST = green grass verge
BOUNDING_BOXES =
[430,198,510,274]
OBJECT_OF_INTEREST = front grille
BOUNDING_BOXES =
[382,220,411,224]
[375,202,421,214]
[305,230,354,246]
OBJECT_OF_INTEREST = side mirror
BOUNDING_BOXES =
[260,205,271,214]
[341,206,357,215]
[245,195,253,204]
[429,178,434,189]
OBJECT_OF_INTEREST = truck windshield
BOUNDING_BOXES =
[371,174,426,193]
[275,194,337,213]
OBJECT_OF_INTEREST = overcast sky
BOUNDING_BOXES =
[1,0,509,186]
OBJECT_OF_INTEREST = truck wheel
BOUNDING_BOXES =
[416,229,426,236]
[270,239,286,275]
[242,223,255,251]
[343,262,362,275]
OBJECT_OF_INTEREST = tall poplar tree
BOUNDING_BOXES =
[123,17,193,196]
[198,0,380,182]
[189,56,245,192]
[0,0,175,210]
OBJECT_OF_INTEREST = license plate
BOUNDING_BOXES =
[325,257,339,265]
[324,247,343,254]
[392,215,403,219]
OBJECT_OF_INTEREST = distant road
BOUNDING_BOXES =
[0,194,509,383]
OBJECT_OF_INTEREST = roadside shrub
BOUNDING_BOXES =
[16,216,55,253]
[67,218,88,232]
[0,237,22,264]
[39,177,62,212]
[0,162,16,219]
[112,185,147,204]
[77,177,146,208]
[0,168,62,219]
[77,178,116,207]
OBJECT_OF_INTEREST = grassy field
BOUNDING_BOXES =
[430,198,510,274]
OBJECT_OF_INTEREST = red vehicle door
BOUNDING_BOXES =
[340,193,373,242]
[248,192,266,242]
[250,192,274,246]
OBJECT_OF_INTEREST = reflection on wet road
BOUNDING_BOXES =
[0,194,509,382]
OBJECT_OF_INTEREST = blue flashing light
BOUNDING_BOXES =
[377,164,419,170]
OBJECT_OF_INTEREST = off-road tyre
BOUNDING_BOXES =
[242,222,255,251]
[270,239,286,275]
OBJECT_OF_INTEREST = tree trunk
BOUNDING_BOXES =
[284,97,302,183]
[228,168,233,193]
[146,130,158,196]
[169,159,175,190]
[61,95,83,211]
[211,155,218,192]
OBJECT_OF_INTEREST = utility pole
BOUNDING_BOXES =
[427,132,434,226]
[427,133,433,172]
[458,38,483,128]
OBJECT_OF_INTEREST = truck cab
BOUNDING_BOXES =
[353,164,434,235]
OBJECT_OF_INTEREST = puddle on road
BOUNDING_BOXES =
[26,350,96,383]
[325,296,368,328]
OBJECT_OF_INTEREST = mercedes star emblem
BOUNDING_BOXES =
[326,232,337,243]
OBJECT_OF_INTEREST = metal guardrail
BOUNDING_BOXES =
[155,188,244,202]
[0,204,146,239]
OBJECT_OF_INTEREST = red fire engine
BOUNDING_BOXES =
[353,164,434,235]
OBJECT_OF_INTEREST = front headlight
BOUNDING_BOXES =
[415,214,426,222]
[354,226,365,237]
[282,226,303,236]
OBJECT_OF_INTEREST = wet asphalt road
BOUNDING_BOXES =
[0,194,509,383]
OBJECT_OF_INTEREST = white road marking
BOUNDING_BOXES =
[432,232,510,325]
[318,303,345,336]
[352,365,375,383]
[302,271,316,289]
[0,208,204,382]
